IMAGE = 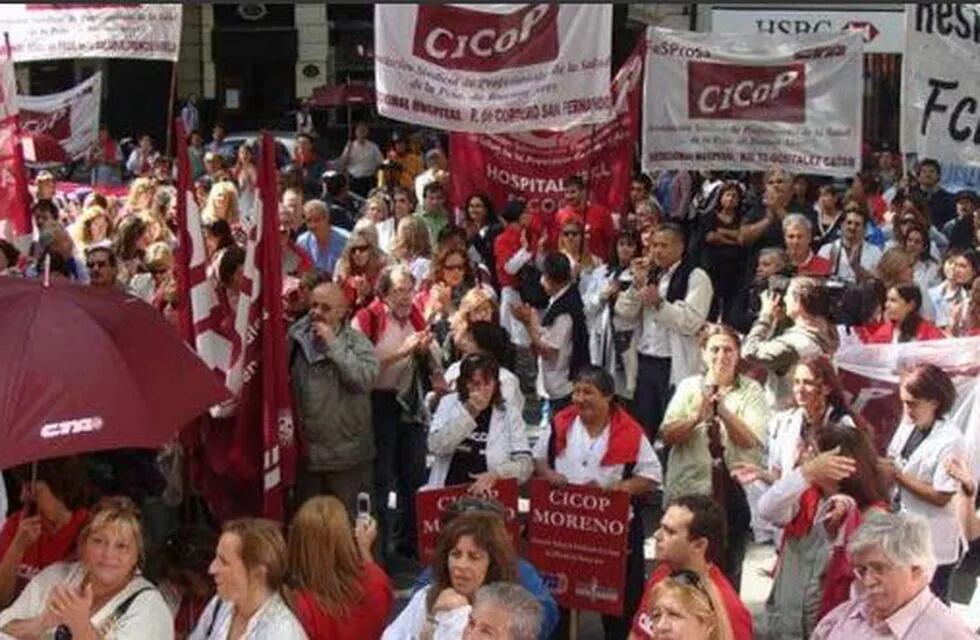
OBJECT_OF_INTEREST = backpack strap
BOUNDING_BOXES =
[97,586,154,634]
[206,599,224,637]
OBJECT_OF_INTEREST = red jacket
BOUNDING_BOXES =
[631,563,753,640]
[353,297,425,344]
[292,562,393,640]
[861,319,946,343]
[494,225,538,289]
[555,203,616,261]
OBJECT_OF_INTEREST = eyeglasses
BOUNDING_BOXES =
[853,561,896,581]
[562,230,583,237]
[669,570,715,611]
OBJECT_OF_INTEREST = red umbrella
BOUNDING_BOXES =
[0,277,231,469]
[306,82,375,109]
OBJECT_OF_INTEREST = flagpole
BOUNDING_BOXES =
[165,61,178,157]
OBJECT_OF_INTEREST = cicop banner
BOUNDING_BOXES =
[642,27,863,178]
[374,4,613,133]
[415,479,520,564]
[449,43,642,219]
[901,4,980,171]
[0,4,181,62]
[18,72,101,164]
[526,478,631,616]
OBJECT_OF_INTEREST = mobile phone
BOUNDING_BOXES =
[357,492,371,519]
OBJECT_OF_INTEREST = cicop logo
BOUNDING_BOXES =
[688,61,806,123]
[413,4,559,72]
[40,416,104,439]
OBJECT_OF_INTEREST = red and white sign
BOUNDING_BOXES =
[415,479,520,565]
[375,4,613,132]
[18,72,100,164]
[836,337,980,466]
[642,27,863,178]
[526,478,631,616]
[0,40,32,249]
[0,4,181,62]
[901,4,980,170]
[449,44,642,220]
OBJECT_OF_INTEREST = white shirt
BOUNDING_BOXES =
[536,285,575,400]
[382,586,469,640]
[636,263,677,357]
[817,239,882,283]
[532,416,662,489]
[341,139,384,179]
[0,562,174,640]
[190,593,307,640]
[886,418,966,564]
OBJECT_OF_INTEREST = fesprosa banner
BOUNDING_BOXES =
[374,4,613,133]
[0,4,181,62]
[448,43,642,219]
[642,27,863,178]
[901,4,980,175]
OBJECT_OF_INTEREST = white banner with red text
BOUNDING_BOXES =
[448,44,642,219]
[18,72,100,164]
[642,27,863,177]
[0,4,181,62]
[836,336,980,479]
[901,4,980,170]
[374,3,613,133]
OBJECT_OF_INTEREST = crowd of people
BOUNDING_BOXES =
[1,114,979,640]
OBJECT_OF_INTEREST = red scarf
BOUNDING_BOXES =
[355,297,425,344]
[551,405,644,466]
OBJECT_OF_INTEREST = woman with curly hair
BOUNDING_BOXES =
[71,205,114,252]
[383,511,519,639]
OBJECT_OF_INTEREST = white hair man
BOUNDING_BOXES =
[812,511,974,638]
[782,213,831,276]
[463,583,543,640]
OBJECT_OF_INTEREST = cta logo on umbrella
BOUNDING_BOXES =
[40,416,104,439]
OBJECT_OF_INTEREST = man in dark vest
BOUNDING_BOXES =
[512,252,589,416]
[616,223,713,440]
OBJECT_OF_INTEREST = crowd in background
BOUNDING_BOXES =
[0,113,979,640]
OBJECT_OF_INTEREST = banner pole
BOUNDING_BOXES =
[165,61,178,157]
[569,609,579,640]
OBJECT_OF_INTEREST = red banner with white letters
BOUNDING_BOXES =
[449,43,642,220]
[526,478,631,616]
[0,37,31,249]
[415,479,520,565]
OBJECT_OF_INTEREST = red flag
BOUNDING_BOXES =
[0,38,32,250]
[180,130,296,521]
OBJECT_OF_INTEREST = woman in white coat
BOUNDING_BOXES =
[427,354,533,494]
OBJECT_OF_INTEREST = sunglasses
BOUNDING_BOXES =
[443,262,465,272]
[562,229,583,237]
[86,260,110,269]
[669,569,715,611]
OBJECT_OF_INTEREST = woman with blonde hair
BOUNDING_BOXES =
[124,176,157,216]
[334,224,388,311]
[202,181,241,229]
[629,574,733,640]
[190,518,306,639]
[0,496,174,639]
[362,196,397,254]
[448,288,498,352]
[72,205,114,251]
[286,496,392,640]
[391,215,432,286]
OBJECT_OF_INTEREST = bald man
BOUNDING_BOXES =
[287,282,380,517]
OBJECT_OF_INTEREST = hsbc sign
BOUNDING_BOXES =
[688,62,805,123]
[711,8,904,54]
